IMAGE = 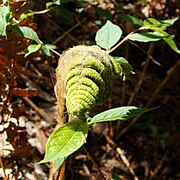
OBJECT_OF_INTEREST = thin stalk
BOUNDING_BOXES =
[128,43,155,105]
[52,18,87,45]
[129,41,161,66]
[107,30,136,54]
[107,26,148,54]
[0,156,7,180]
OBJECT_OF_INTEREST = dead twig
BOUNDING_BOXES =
[23,97,50,122]
[0,156,8,180]
[116,147,139,180]
[129,41,161,66]
[128,43,155,105]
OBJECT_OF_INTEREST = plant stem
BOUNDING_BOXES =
[107,31,135,54]
[107,26,149,54]
[0,156,7,180]
[128,43,154,105]
[52,18,87,45]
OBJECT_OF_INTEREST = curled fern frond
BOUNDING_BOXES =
[56,45,121,118]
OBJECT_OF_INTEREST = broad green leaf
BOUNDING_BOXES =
[150,27,180,54]
[143,18,162,27]
[114,57,134,81]
[95,20,122,50]
[38,120,88,163]
[163,36,180,54]
[143,17,179,28]
[11,25,40,43]
[128,32,167,42]
[25,44,41,57]
[88,106,155,125]
[42,44,57,57]
[0,6,11,36]
[160,16,179,27]
[120,14,142,26]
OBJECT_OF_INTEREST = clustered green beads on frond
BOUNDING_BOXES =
[56,45,121,117]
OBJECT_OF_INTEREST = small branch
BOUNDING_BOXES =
[129,41,161,66]
[145,59,180,107]
[107,31,136,54]
[52,18,87,45]
[59,162,66,180]
[51,49,61,57]
[116,147,139,180]
[128,43,155,105]
[29,9,50,14]
[0,156,8,180]
[23,97,50,122]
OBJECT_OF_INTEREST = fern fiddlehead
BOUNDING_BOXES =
[55,45,121,122]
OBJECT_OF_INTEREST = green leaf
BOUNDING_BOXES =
[159,16,179,27]
[42,44,57,57]
[88,106,155,125]
[55,157,66,169]
[143,18,162,27]
[143,17,179,28]
[120,14,142,26]
[150,27,180,54]
[128,32,167,42]
[163,36,180,54]
[11,25,40,43]
[95,20,122,50]
[114,57,134,81]
[38,120,88,164]
[25,44,41,57]
[0,6,11,36]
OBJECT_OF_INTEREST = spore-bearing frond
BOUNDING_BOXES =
[56,45,121,117]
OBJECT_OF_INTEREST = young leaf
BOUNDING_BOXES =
[88,106,155,125]
[114,57,134,81]
[120,14,142,26]
[150,27,180,54]
[159,16,179,27]
[128,32,167,42]
[38,120,88,164]
[25,44,41,57]
[163,36,180,54]
[0,6,11,36]
[42,44,57,57]
[143,18,162,27]
[95,20,122,50]
[11,25,40,43]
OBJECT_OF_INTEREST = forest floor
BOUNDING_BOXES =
[0,0,180,179]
